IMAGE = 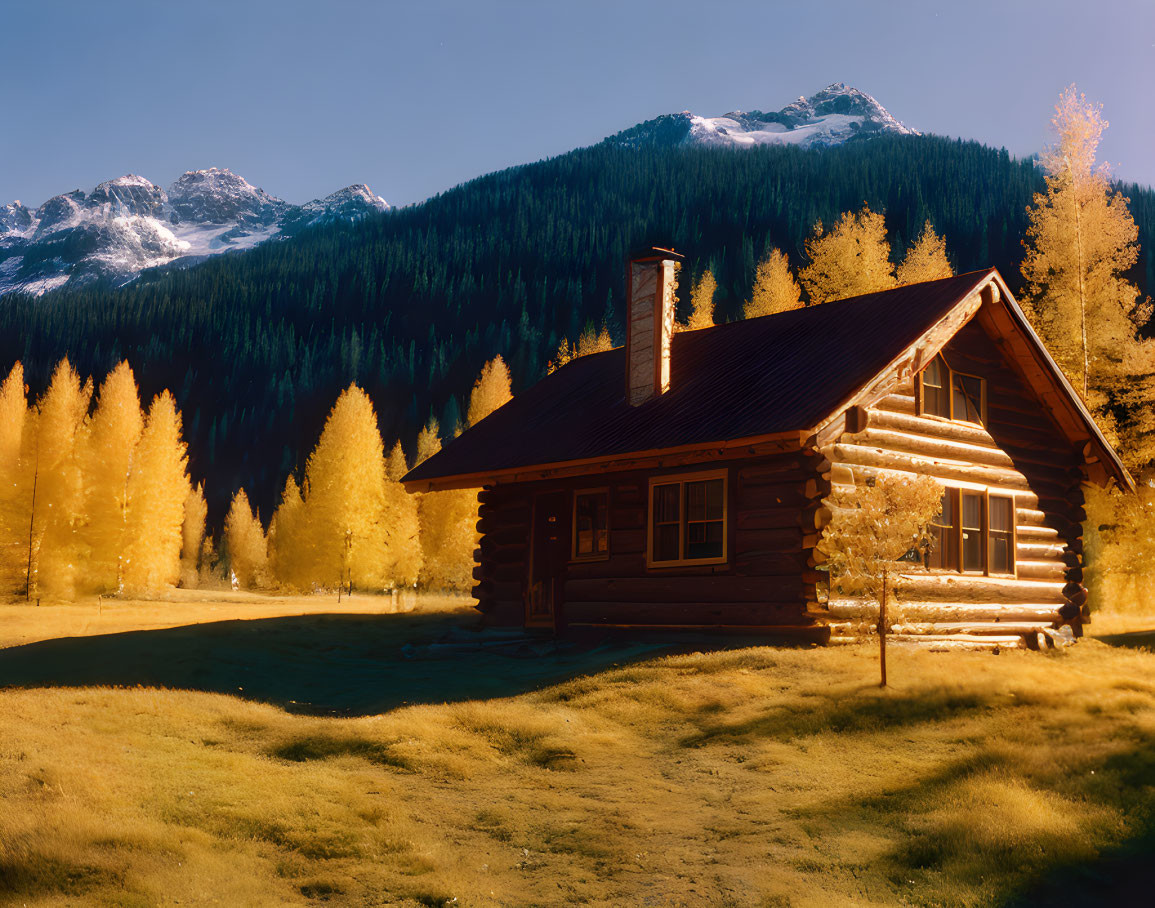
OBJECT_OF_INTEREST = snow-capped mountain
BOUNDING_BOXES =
[0,169,389,296]
[607,83,918,150]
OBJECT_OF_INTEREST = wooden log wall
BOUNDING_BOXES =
[818,318,1088,637]
[471,448,830,634]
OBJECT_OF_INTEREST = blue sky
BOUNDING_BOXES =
[3,0,1153,208]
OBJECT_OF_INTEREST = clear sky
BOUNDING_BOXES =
[3,0,1153,209]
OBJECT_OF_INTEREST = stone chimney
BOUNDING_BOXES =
[625,247,682,406]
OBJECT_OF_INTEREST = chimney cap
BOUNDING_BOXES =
[629,245,683,263]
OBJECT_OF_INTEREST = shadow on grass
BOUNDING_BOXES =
[1005,828,1155,906]
[680,688,993,748]
[1094,629,1155,650]
[0,610,768,716]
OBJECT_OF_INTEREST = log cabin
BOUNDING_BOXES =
[403,249,1131,647]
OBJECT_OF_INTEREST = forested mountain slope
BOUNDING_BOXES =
[3,135,1153,522]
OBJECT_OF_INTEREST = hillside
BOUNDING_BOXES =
[3,135,1153,522]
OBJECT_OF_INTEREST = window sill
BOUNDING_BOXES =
[646,557,729,570]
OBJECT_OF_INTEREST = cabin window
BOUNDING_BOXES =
[961,491,984,573]
[648,471,728,566]
[988,495,1016,575]
[922,356,951,418]
[927,488,959,570]
[572,489,609,560]
[918,354,986,425]
[926,487,1016,576]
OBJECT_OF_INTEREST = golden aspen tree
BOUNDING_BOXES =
[820,474,943,685]
[415,417,442,466]
[379,441,422,586]
[800,206,896,304]
[381,471,422,587]
[575,322,613,358]
[466,356,513,427]
[412,421,476,590]
[123,391,190,593]
[684,269,717,330]
[300,384,389,590]
[180,482,207,588]
[385,441,409,482]
[83,361,144,593]
[0,363,28,592]
[1020,85,1153,467]
[268,475,305,588]
[896,222,954,286]
[745,248,803,318]
[546,338,574,374]
[224,488,268,589]
[31,360,92,601]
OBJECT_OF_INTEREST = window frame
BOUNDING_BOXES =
[917,354,988,426]
[646,469,729,568]
[986,493,1017,577]
[925,486,1017,578]
[571,487,611,563]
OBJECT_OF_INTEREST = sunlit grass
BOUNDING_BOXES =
[1,595,1153,905]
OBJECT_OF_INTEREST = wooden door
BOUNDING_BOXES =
[526,491,569,630]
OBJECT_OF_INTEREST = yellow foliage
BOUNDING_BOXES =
[299,385,389,590]
[466,355,512,428]
[576,323,613,358]
[414,417,442,467]
[0,363,28,593]
[744,248,803,319]
[896,221,954,286]
[683,269,717,330]
[382,471,422,588]
[224,488,268,590]
[549,321,614,373]
[418,489,478,591]
[268,475,306,589]
[123,391,190,594]
[820,474,944,621]
[1021,86,1151,469]
[385,441,409,482]
[180,483,206,589]
[33,360,92,601]
[800,206,896,304]
[83,361,143,593]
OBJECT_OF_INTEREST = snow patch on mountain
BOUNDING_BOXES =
[0,170,391,296]
[608,83,918,151]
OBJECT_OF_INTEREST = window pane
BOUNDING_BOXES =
[923,358,950,417]
[575,492,608,556]
[928,490,958,571]
[654,523,679,562]
[962,531,983,572]
[989,496,1013,533]
[990,535,1012,574]
[962,492,982,531]
[952,373,984,424]
[961,491,983,571]
[654,484,679,523]
[687,520,724,559]
[925,357,945,388]
[686,480,707,521]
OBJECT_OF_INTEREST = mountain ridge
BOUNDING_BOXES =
[0,168,389,295]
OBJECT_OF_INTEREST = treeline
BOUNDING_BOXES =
[0,355,513,601]
[6,134,1153,523]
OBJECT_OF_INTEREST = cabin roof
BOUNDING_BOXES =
[404,269,1130,490]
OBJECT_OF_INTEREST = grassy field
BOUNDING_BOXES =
[1,593,1153,906]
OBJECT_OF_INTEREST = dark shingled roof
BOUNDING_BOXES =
[405,271,995,484]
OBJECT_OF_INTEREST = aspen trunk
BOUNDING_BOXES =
[879,568,888,688]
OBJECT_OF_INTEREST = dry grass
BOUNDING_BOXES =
[1,594,1153,906]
